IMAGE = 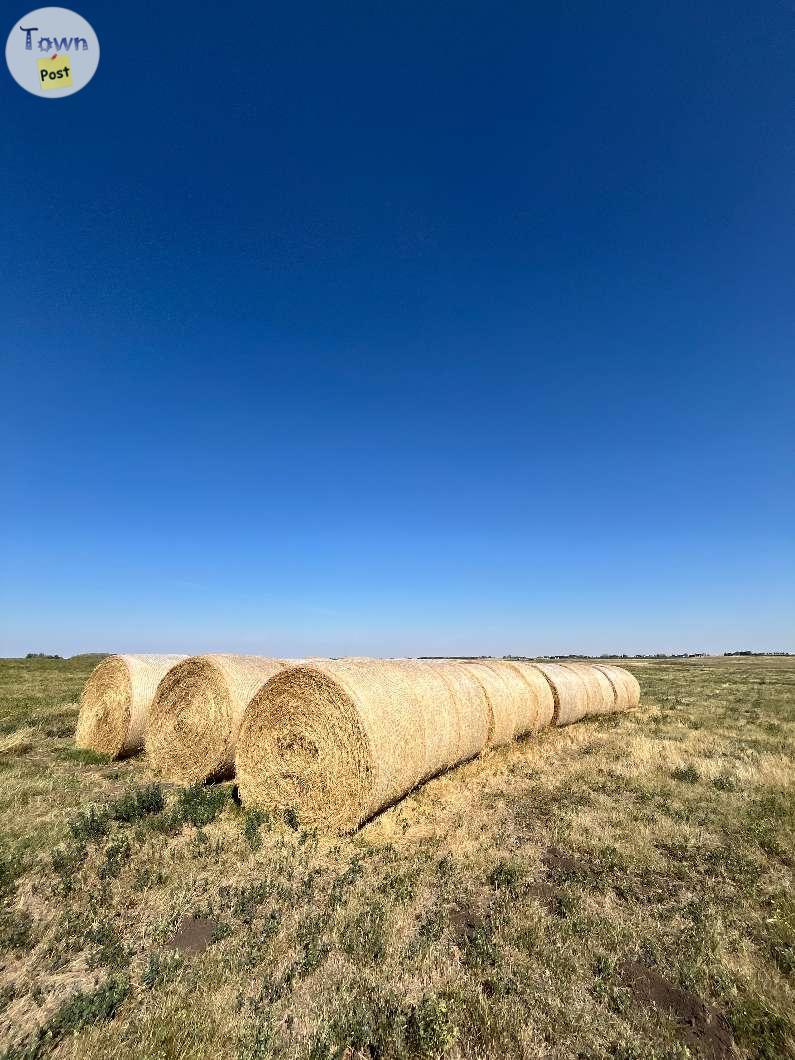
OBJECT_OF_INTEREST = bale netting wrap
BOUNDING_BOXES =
[426,661,491,762]
[146,654,285,783]
[237,659,440,831]
[559,662,616,715]
[593,664,641,710]
[500,660,557,731]
[75,654,186,758]
[532,662,590,726]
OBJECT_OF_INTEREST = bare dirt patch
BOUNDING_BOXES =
[169,915,220,955]
[621,959,735,1060]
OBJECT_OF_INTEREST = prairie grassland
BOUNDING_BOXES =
[0,656,793,1059]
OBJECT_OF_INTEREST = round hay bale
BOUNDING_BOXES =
[593,664,641,710]
[146,654,285,783]
[531,662,590,726]
[237,658,440,831]
[461,661,517,747]
[75,654,186,758]
[559,662,616,714]
[462,660,551,745]
[392,659,460,782]
[425,661,491,762]
[500,660,557,731]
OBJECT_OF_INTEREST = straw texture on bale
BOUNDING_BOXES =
[146,654,285,783]
[463,660,552,746]
[238,658,465,831]
[238,658,499,830]
[460,661,516,747]
[593,664,641,710]
[501,660,557,731]
[392,660,461,782]
[75,654,186,758]
[531,662,591,726]
[559,662,616,714]
[425,660,491,762]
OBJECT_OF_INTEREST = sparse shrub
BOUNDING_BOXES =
[311,990,406,1059]
[297,927,330,977]
[15,976,130,1057]
[243,809,265,851]
[283,806,300,831]
[237,1018,273,1060]
[379,868,417,905]
[69,805,110,844]
[172,784,229,828]
[0,850,23,899]
[713,774,738,792]
[729,993,792,1060]
[230,880,271,924]
[50,843,81,894]
[110,783,164,823]
[406,994,459,1057]
[489,859,525,896]
[141,951,182,989]
[99,837,132,881]
[67,785,165,847]
[211,920,233,944]
[671,763,700,784]
[0,908,32,952]
[453,910,499,969]
[342,902,387,963]
[410,906,445,954]
[85,918,126,968]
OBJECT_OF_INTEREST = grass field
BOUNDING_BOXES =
[0,656,793,1059]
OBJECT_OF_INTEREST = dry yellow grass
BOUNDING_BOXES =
[0,655,793,1060]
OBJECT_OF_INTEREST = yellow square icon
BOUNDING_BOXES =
[37,55,73,91]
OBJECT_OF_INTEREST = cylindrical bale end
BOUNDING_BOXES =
[76,654,185,758]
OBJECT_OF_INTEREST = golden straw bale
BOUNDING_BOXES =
[593,664,641,710]
[559,662,616,714]
[237,658,444,830]
[461,661,517,747]
[146,654,285,783]
[425,660,491,762]
[531,662,590,726]
[76,654,186,758]
[500,660,557,731]
[391,659,461,782]
[462,660,552,745]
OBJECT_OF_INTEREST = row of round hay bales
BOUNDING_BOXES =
[235,658,640,831]
[74,654,640,829]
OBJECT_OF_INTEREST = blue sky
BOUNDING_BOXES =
[1,2,793,657]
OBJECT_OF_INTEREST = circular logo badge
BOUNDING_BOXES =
[6,7,99,98]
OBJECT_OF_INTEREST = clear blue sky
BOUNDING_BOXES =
[1,2,793,657]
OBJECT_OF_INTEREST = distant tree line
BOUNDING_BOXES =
[25,653,63,659]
